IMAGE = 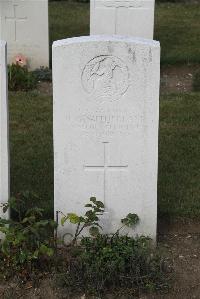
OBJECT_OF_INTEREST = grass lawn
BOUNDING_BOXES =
[9,92,53,217]
[159,93,200,218]
[49,1,200,65]
[9,91,200,219]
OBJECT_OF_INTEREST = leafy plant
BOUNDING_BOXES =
[57,234,169,296]
[59,197,104,245]
[32,67,52,82]
[112,213,139,237]
[8,64,37,91]
[0,192,57,279]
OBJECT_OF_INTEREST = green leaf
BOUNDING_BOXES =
[39,244,54,257]
[0,218,12,225]
[46,248,54,257]
[95,201,104,208]
[2,240,9,255]
[85,210,94,218]
[33,250,39,259]
[22,217,29,223]
[61,216,67,226]
[78,216,85,223]
[85,204,93,208]
[37,220,49,226]
[0,227,9,234]
[90,197,97,203]
[89,226,100,237]
[39,244,49,255]
[67,213,80,224]
[121,213,139,227]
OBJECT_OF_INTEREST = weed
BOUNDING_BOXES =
[56,235,169,297]
[8,64,37,91]
[0,192,57,280]
[33,67,52,82]
[59,197,105,245]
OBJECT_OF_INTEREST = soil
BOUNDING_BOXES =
[160,65,199,94]
[37,65,200,96]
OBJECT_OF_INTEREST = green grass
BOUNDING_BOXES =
[49,1,200,65]
[9,91,200,218]
[154,3,200,64]
[158,93,200,217]
[9,91,53,217]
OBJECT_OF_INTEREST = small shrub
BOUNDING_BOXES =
[59,197,105,245]
[193,69,200,91]
[57,235,169,296]
[8,64,37,91]
[57,201,168,296]
[0,192,57,280]
[32,67,52,82]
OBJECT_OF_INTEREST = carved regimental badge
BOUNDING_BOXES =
[82,55,129,102]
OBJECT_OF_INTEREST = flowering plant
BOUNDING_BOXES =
[13,54,27,67]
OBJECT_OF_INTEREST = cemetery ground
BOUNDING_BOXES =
[0,1,200,298]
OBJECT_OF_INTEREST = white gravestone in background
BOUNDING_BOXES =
[0,40,9,220]
[53,36,160,241]
[0,0,49,70]
[90,0,155,39]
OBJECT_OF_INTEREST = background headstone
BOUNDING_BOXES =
[90,0,155,39]
[53,36,160,241]
[0,40,9,220]
[0,0,49,70]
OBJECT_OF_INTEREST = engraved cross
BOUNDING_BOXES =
[103,1,142,34]
[5,5,27,41]
[84,142,128,206]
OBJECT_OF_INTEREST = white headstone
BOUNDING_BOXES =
[90,0,155,39]
[0,0,49,70]
[0,40,9,219]
[53,36,160,241]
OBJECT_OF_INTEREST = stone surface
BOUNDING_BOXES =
[0,40,9,220]
[0,0,49,70]
[53,35,160,241]
[90,0,155,39]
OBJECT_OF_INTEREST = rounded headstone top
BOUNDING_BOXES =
[53,35,160,48]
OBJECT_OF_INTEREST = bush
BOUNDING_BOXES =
[32,67,52,82]
[56,199,169,296]
[8,64,37,91]
[56,234,169,296]
[0,192,57,280]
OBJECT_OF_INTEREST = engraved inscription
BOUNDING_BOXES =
[65,108,143,137]
[82,55,129,102]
